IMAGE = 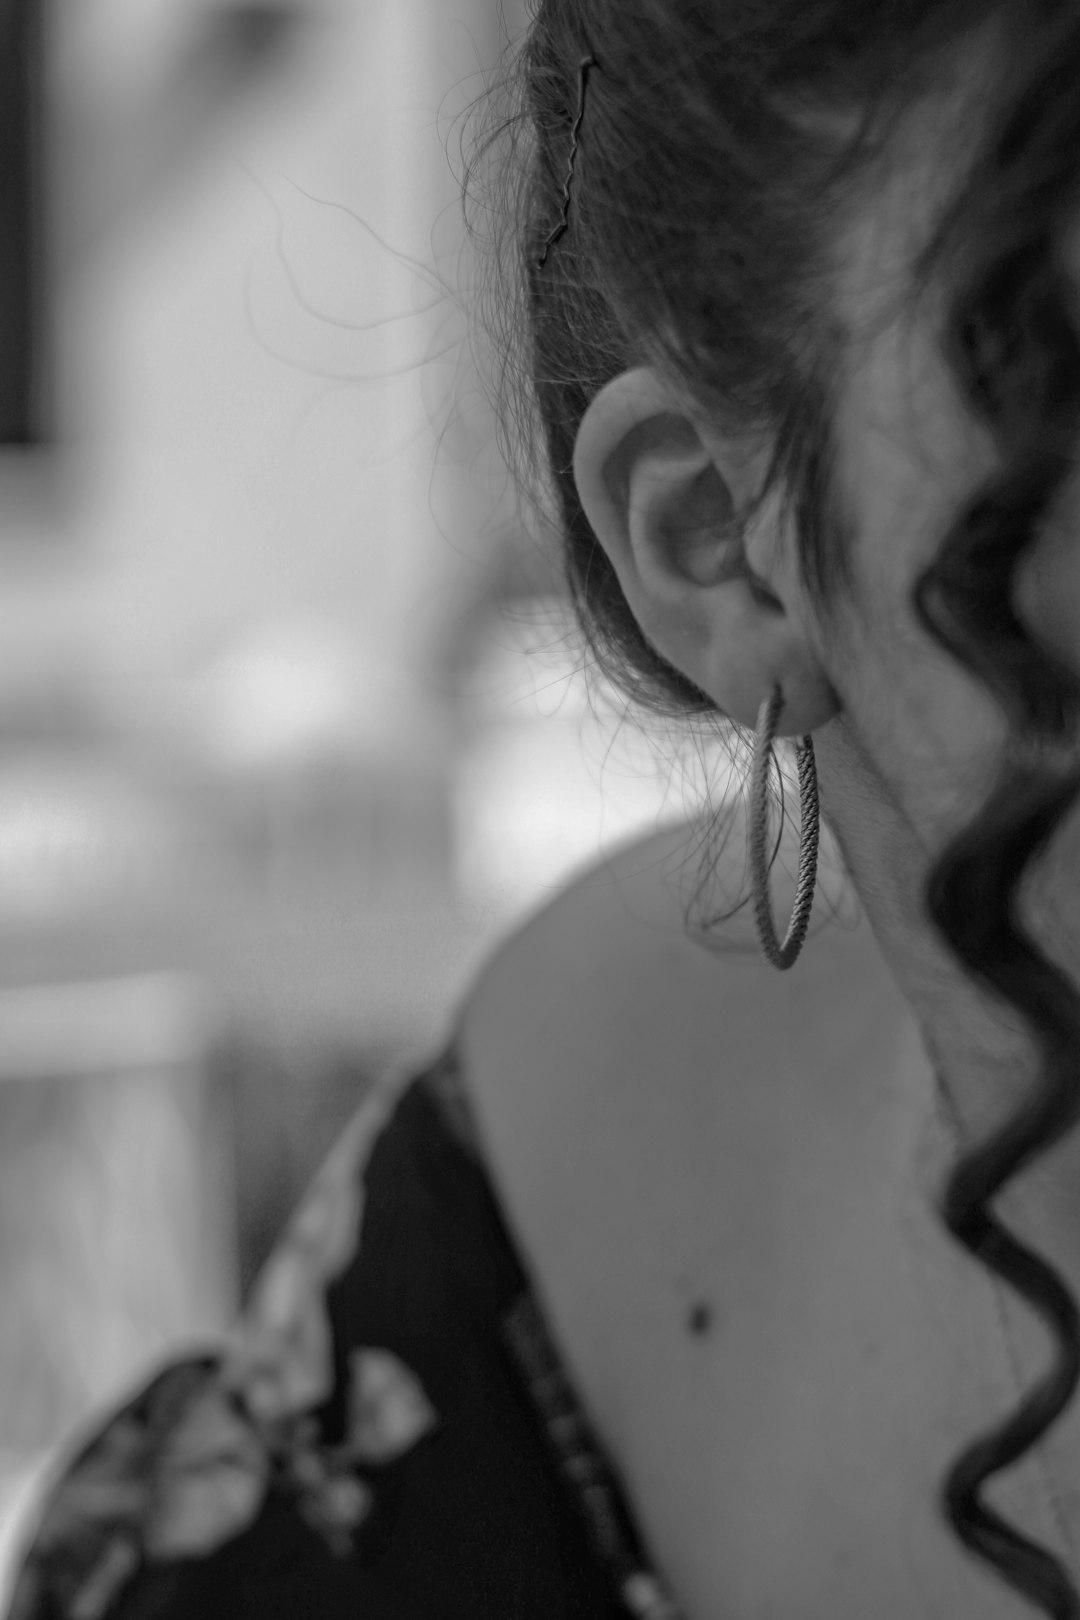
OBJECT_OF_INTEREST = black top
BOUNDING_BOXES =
[6,1046,685,1620]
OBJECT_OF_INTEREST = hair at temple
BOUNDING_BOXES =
[464,1,1080,1612]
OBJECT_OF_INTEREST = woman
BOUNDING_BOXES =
[10,0,1080,1615]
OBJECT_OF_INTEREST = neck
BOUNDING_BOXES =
[812,715,1080,1254]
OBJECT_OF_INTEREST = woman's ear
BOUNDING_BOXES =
[573,368,751,593]
[572,367,839,734]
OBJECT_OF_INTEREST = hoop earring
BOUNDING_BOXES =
[748,683,820,970]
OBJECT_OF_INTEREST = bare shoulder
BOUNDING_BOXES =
[451,811,928,1409]
[458,816,745,1083]
[458,805,873,1080]
[461,816,730,1022]
[454,810,895,1194]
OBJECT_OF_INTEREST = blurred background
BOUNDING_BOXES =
[0,0,733,1596]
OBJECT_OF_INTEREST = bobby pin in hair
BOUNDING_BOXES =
[537,54,597,270]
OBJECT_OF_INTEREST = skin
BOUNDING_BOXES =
[576,47,1080,1157]
[569,44,1080,1577]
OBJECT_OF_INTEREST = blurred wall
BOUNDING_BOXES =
[0,0,482,691]
[0,0,729,1595]
[0,0,510,1590]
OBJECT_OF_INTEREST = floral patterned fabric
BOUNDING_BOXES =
[5,1046,680,1620]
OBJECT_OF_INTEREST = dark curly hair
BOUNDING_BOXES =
[465,0,1080,1613]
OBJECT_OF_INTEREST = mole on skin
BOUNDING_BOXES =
[687,1302,713,1336]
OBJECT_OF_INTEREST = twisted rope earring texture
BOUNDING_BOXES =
[748,684,820,970]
